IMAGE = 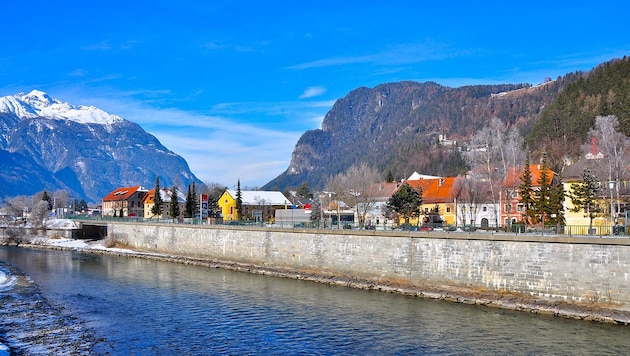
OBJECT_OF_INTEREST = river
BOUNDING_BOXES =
[0,246,628,355]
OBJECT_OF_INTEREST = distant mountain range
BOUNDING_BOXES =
[0,90,201,203]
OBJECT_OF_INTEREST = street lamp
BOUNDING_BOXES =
[608,180,616,235]
[322,191,336,229]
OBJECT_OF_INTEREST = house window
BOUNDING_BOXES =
[482,206,487,212]
[446,206,451,213]
[511,191,518,198]
[433,206,439,213]
[505,204,512,212]
[424,207,429,214]
[517,204,524,212]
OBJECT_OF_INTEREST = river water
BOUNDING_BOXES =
[0,246,628,355]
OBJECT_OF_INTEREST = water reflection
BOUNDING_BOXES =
[0,246,628,355]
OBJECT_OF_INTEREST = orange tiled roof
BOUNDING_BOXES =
[504,164,556,187]
[103,186,143,202]
[406,177,457,204]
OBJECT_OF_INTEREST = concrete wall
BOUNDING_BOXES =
[108,222,630,308]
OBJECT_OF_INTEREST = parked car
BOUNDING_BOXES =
[419,224,434,232]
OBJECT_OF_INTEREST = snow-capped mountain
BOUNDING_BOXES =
[0,90,123,125]
[0,90,201,203]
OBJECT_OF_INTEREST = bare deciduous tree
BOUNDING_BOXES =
[325,163,382,228]
[464,117,524,227]
[582,115,630,219]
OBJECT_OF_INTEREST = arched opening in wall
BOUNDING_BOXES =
[481,218,489,229]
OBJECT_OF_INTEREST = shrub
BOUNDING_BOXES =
[102,235,117,248]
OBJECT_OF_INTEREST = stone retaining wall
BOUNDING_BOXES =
[108,222,630,310]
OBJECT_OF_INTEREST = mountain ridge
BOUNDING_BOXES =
[263,77,574,191]
[0,91,201,203]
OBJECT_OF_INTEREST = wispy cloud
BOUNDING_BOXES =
[298,86,326,99]
[288,42,471,70]
[288,55,376,70]
[81,41,112,51]
[203,39,263,53]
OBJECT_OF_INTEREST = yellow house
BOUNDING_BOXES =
[218,190,291,221]
[563,180,611,235]
[405,176,457,226]
[142,187,186,219]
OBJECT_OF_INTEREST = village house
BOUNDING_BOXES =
[363,181,401,229]
[447,172,500,229]
[501,164,558,228]
[142,187,186,219]
[218,190,291,222]
[101,186,148,217]
[406,176,457,227]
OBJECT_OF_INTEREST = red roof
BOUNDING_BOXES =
[504,164,555,188]
[103,185,143,202]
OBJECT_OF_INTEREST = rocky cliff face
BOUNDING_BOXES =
[0,90,201,203]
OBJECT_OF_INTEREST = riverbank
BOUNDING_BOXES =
[0,258,97,355]
[9,236,630,326]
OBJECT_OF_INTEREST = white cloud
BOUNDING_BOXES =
[298,86,326,99]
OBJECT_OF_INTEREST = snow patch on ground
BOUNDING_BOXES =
[0,268,16,292]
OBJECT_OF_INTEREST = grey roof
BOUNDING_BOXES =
[226,190,291,206]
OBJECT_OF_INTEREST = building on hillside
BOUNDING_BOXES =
[218,190,291,222]
[142,187,186,219]
[102,186,148,217]
[407,176,458,227]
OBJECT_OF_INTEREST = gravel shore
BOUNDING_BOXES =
[0,260,97,355]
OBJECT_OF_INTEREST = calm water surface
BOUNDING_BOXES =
[0,246,628,355]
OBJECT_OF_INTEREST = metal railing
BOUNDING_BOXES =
[67,215,630,238]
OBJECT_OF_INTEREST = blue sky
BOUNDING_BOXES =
[1,1,629,188]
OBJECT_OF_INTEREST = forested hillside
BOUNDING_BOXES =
[527,56,630,167]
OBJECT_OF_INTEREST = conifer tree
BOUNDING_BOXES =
[185,184,193,218]
[41,191,53,211]
[548,174,566,226]
[191,182,198,218]
[151,177,163,218]
[169,186,180,220]
[518,153,533,225]
[386,182,422,229]
[385,170,394,183]
[533,152,552,225]
[235,179,243,221]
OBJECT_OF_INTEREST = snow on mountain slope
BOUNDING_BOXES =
[0,90,123,125]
